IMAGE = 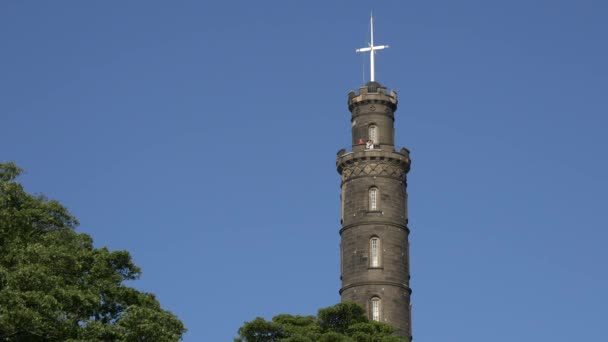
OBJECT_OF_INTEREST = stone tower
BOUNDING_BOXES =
[336,81,412,338]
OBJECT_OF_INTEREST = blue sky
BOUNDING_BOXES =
[2,1,607,341]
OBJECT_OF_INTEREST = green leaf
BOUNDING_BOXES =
[0,163,186,341]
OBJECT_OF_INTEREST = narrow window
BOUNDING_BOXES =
[369,187,378,211]
[340,241,343,279]
[371,297,381,321]
[340,187,345,223]
[370,237,380,267]
[369,125,378,144]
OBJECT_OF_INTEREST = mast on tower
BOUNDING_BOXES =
[356,15,389,82]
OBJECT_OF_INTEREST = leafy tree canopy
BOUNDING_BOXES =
[235,302,410,342]
[0,162,186,341]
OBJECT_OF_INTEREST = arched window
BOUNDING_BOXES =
[340,241,343,279]
[369,187,378,211]
[369,125,378,144]
[370,297,381,321]
[370,237,380,267]
[340,187,345,223]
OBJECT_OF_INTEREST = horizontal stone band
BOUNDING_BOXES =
[339,222,409,235]
[339,281,411,295]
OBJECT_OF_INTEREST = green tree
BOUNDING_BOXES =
[0,162,186,341]
[235,302,410,342]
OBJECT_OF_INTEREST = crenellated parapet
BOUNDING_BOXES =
[348,81,398,116]
[336,149,411,184]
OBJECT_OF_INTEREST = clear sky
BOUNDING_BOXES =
[1,1,607,341]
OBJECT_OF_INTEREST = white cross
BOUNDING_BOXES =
[356,15,389,82]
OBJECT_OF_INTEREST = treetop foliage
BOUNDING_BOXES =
[0,162,186,341]
[235,302,410,342]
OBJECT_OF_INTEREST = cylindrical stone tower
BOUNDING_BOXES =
[337,81,412,339]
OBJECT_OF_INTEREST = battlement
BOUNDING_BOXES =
[348,81,398,111]
[336,148,411,179]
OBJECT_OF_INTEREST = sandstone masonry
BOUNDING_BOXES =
[337,81,412,338]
